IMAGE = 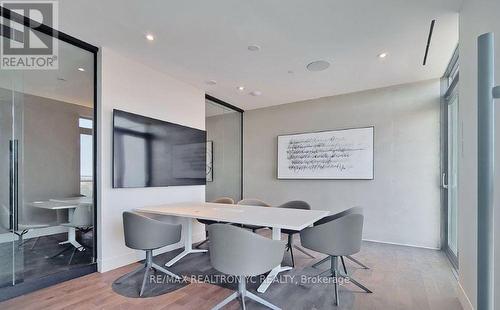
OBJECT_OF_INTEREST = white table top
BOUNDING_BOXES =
[50,197,93,205]
[137,202,330,231]
[30,201,79,210]
[30,197,93,210]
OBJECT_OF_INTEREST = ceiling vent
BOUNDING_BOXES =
[423,19,436,66]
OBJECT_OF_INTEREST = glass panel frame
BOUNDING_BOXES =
[447,93,459,257]
[0,6,98,300]
[205,96,243,202]
[441,45,459,269]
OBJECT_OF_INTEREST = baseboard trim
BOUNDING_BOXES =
[457,281,474,310]
[362,238,440,250]
[0,263,97,302]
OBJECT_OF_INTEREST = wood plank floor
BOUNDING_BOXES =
[0,241,462,310]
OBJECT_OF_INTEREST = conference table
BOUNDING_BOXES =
[137,202,330,293]
[31,196,92,250]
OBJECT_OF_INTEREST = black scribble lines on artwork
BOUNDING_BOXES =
[286,137,367,172]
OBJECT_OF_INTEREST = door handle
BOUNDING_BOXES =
[442,172,448,189]
[493,85,500,99]
[9,140,19,231]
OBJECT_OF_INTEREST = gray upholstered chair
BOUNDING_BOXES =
[51,206,93,264]
[120,211,182,296]
[300,209,372,306]
[278,200,315,267]
[212,197,235,204]
[237,198,271,232]
[208,224,285,310]
[62,206,92,230]
[312,207,370,272]
[196,197,235,249]
[237,198,270,207]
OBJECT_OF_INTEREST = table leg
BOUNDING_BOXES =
[58,208,83,251]
[257,227,292,293]
[165,218,207,267]
[58,227,84,250]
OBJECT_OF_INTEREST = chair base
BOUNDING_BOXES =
[327,256,372,307]
[211,276,280,310]
[195,227,210,249]
[117,250,182,297]
[313,256,345,275]
[312,255,369,274]
[294,245,315,258]
[50,243,90,265]
[345,255,370,269]
[285,235,315,268]
[312,256,330,268]
[285,234,295,267]
[195,238,209,249]
[19,236,41,250]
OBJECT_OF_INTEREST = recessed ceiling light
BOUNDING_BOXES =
[237,86,245,91]
[250,90,262,96]
[306,60,330,72]
[378,52,388,59]
[206,80,217,86]
[77,67,85,72]
[146,34,155,41]
[247,45,261,52]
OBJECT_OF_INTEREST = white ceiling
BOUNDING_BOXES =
[0,29,94,107]
[206,99,241,117]
[56,0,461,111]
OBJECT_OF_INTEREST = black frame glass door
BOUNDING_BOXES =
[0,6,99,301]
[205,95,244,202]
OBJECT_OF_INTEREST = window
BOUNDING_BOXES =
[79,117,93,129]
[79,117,93,197]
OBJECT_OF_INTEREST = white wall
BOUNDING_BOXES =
[457,0,500,308]
[98,48,206,272]
[243,79,441,249]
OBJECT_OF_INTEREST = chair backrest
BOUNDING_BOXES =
[212,197,235,204]
[70,206,93,227]
[237,198,271,207]
[123,211,182,250]
[314,206,363,226]
[208,224,285,276]
[300,213,364,256]
[278,200,311,210]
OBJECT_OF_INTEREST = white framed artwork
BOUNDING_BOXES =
[277,127,374,180]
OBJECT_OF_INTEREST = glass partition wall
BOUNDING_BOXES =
[0,11,97,299]
[205,97,243,203]
[441,46,459,269]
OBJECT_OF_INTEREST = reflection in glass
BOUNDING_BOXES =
[113,110,206,188]
[80,127,93,197]
[205,100,242,202]
[447,95,459,257]
[0,24,95,290]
